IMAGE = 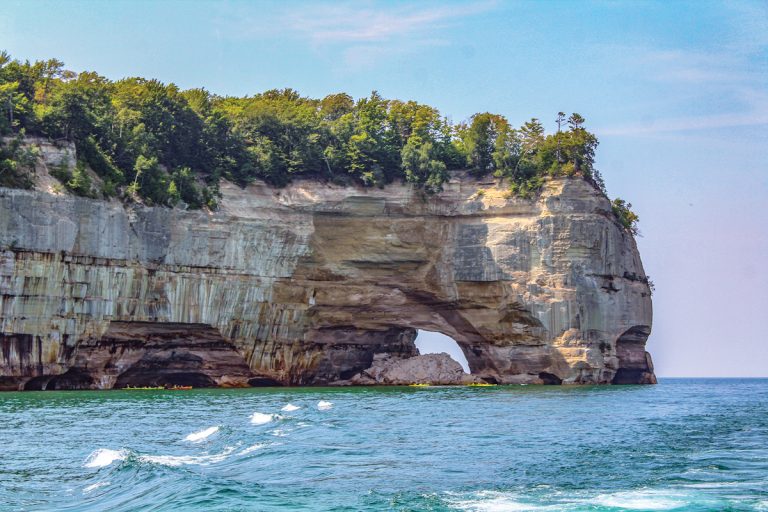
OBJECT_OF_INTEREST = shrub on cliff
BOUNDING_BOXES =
[0,134,36,189]
[612,198,640,235]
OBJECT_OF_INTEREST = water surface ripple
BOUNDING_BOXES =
[1,379,767,511]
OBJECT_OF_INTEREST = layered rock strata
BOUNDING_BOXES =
[0,163,654,389]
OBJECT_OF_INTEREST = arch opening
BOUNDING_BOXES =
[414,330,471,374]
[611,325,656,385]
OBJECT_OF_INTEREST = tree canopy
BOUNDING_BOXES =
[0,51,636,232]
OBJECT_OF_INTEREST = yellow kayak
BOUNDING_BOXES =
[408,383,431,387]
[466,383,497,387]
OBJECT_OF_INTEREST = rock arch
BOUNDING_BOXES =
[0,175,655,388]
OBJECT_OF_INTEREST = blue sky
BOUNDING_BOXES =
[3,0,767,376]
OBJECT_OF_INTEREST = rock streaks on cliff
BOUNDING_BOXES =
[0,170,654,389]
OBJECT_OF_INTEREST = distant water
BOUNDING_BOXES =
[1,379,767,511]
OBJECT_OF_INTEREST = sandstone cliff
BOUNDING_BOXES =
[0,144,654,389]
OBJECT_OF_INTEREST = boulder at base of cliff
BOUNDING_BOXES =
[349,353,476,385]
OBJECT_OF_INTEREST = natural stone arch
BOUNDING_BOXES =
[0,175,655,388]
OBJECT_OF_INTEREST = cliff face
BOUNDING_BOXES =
[0,152,654,389]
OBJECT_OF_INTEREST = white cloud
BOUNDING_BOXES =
[283,2,494,44]
[598,40,767,136]
[600,109,768,136]
[214,1,496,68]
[644,49,758,84]
[722,1,768,54]
[593,0,767,137]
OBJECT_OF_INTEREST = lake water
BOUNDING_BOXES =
[1,379,767,511]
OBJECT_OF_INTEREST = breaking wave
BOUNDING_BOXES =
[184,426,219,442]
[238,443,266,456]
[250,412,281,425]
[591,489,687,510]
[446,488,725,511]
[83,449,127,468]
[138,446,237,467]
[447,491,556,511]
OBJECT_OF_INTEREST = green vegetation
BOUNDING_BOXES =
[0,133,37,189]
[0,51,639,233]
[612,198,640,235]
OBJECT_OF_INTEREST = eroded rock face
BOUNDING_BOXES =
[0,170,654,389]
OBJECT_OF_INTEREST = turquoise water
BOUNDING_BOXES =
[1,379,767,511]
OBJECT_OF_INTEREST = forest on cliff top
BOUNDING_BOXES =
[0,52,638,232]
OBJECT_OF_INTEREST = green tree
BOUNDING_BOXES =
[612,198,639,235]
[401,139,448,193]
[43,71,113,142]
[567,112,585,130]
[167,179,180,206]
[564,113,597,176]
[0,81,28,132]
[67,161,94,197]
[320,93,353,121]
[459,113,514,176]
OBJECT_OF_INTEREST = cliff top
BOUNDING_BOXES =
[0,51,639,233]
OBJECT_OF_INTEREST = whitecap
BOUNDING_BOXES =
[238,443,265,455]
[139,446,236,467]
[317,400,333,410]
[184,425,219,442]
[270,429,288,437]
[449,491,545,511]
[281,403,300,412]
[83,481,109,494]
[84,449,127,468]
[593,490,687,510]
[682,481,742,489]
[250,412,281,425]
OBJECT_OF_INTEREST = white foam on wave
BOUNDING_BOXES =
[139,446,236,467]
[592,490,686,510]
[281,403,300,412]
[270,428,288,437]
[239,443,266,455]
[184,426,220,442]
[250,412,281,425]
[682,481,742,489]
[317,400,333,410]
[449,491,549,511]
[450,489,696,512]
[83,481,109,494]
[84,449,127,468]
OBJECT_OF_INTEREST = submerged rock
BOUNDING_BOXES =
[0,169,654,389]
